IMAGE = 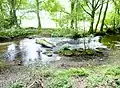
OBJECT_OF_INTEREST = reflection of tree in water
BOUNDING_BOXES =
[5,43,23,62]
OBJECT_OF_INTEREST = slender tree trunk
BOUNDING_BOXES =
[95,0,104,32]
[89,0,95,34]
[75,0,78,29]
[100,0,109,32]
[36,0,41,28]
[75,15,77,29]
[89,10,95,34]
[70,0,75,29]
[10,0,18,27]
[113,8,116,30]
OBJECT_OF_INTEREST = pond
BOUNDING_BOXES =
[0,35,118,66]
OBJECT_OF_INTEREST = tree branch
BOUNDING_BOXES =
[81,5,92,17]
[95,0,100,8]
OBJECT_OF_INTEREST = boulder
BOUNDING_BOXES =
[36,39,55,48]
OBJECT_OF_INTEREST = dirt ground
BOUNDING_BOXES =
[0,49,119,88]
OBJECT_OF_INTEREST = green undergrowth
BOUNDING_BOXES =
[39,28,88,38]
[0,27,39,40]
[9,81,24,88]
[8,65,120,88]
[51,28,85,38]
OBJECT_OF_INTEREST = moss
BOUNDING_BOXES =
[59,49,102,56]
[85,49,95,55]
[59,50,73,56]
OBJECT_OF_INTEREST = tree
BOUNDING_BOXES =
[36,0,41,28]
[70,0,75,29]
[95,0,104,32]
[81,0,104,33]
[8,0,18,26]
[100,0,110,32]
[7,0,29,27]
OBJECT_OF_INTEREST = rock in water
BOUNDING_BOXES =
[36,39,55,48]
[42,51,53,57]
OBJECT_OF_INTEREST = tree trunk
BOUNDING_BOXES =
[75,1,78,29]
[75,15,77,29]
[36,0,41,28]
[89,0,95,34]
[89,17,94,34]
[100,0,109,32]
[10,0,18,27]
[89,10,95,34]
[95,0,104,32]
[70,0,75,29]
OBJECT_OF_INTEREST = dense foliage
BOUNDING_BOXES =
[0,0,120,38]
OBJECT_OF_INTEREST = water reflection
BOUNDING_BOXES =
[4,38,61,65]
[19,39,41,65]
[2,36,108,65]
[6,44,17,60]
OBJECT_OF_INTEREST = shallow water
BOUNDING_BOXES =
[0,36,114,65]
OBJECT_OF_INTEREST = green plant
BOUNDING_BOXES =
[46,76,72,88]
[87,75,107,88]
[9,81,24,88]
[45,68,88,88]
[105,67,120,76]
[55,68,89,77]
[66,68,89,77]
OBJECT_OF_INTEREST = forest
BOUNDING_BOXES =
[0,0,120,88]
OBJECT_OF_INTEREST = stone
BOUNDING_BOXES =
[42,51,53,57]
[36,39,55,48]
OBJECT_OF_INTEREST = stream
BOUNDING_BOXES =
[0,35,119,66]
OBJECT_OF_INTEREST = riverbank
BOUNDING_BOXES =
[1,27,120,42]
[1,28,120,88]
[0,49,120,88]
